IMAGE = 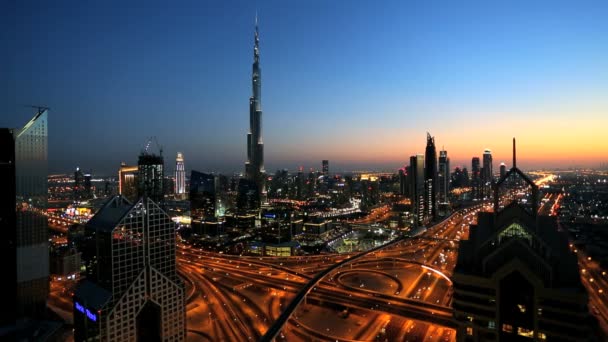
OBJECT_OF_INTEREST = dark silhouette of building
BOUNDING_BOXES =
[138,152,164,202]
[409,154,425,228]
[190,171,223,236]
[453,139,593,341]
[84,172,92,199]
[471,157,481,199]
[424,133,438,221]
[398,167,408,196]
[0,109,49,327]
[438,148,450,205]
[74,167,84,200]
[322,160,329,176]
[74,196,185,341]
[237,178,260,212]
[500,162,507,179]
[245,15,266,203]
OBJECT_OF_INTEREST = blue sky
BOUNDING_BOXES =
[2,0,608,175]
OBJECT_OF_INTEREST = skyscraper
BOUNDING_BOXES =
[438,148,450,205]
[245,15,266,203]
[138,151,164,202]
[322,160,329,176]
[482,148,493,197]
[190,171,223,236]
[471,157,481,199]
[409,154,425,228]
[453,140,592,341]
[74,196,185,341]
[118,163,138,202]
[0,109,48,324]
[500,162,507,179]
[424,133,438,221]
[175,152,185,197]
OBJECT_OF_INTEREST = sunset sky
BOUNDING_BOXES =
[3,0,608,174]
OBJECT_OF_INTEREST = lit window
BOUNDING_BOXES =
[517,304,527,313]
[517,327,534,338]
[488,321,496,329]
[466,327,473,336]
[538,332,547,340]
[502,324,513,333]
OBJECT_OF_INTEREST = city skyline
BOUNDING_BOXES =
[4,0,608,175]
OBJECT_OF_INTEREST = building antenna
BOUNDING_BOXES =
[512,137,516,168]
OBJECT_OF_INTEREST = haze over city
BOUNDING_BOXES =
[4,0,608,174]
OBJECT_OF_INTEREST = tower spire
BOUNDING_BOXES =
[513,137,517,168]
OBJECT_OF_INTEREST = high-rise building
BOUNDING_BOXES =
[322,160,329,176]
[482,148,493,197]
[138,151,164,202]
[398,167,408,196]
[83,172,92,199]
[118,163,138,202]
[0,109,49,324]
[471,157,481,199]
[438,148,450,205]
[175,152,185,197]
[453,139,592,341]
[500,162,507,179]
[424,133,438,221]
[190,171,223,236]
[74,167,84,200]
[74,196,185,341]
[244,16,266,203]
[409,154,425,228]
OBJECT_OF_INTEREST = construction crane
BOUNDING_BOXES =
[143,136,163,156]
[24,105,50,115]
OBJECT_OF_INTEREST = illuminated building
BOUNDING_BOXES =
[453,139,592,341]
[409,154,425,227]
[0,109,49,325]
[84,172,92,199]
[190,171,223,236]
[74,196,185,341]
[137,151,164,202]
[244,15,266,203]
[482,149,493,197]
[322,160,329,176]
[118,163,138,202]
[175,152,185,197]
[438,148,450,207]
[424,132,438,221]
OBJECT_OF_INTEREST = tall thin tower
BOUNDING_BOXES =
[424,132,438,222]
[175,152,185,196]
[245,14,266,199]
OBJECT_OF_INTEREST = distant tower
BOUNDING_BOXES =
[438,148,450,206]
[471,157,481,199]
[175,152,185,197]
[482,148,493,197]
[424,133,438,221]
[409,154,425,228]
[500,162,507,179]
[74,196,185,341]
[0,109,49,324]
[138,147,164,203]
[322,160,329,176]
[245,14,266,204]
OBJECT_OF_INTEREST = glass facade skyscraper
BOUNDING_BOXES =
[74,196,185,341]
[245,16,266,204]
[138,152,164,202]
[2,110,50,322]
